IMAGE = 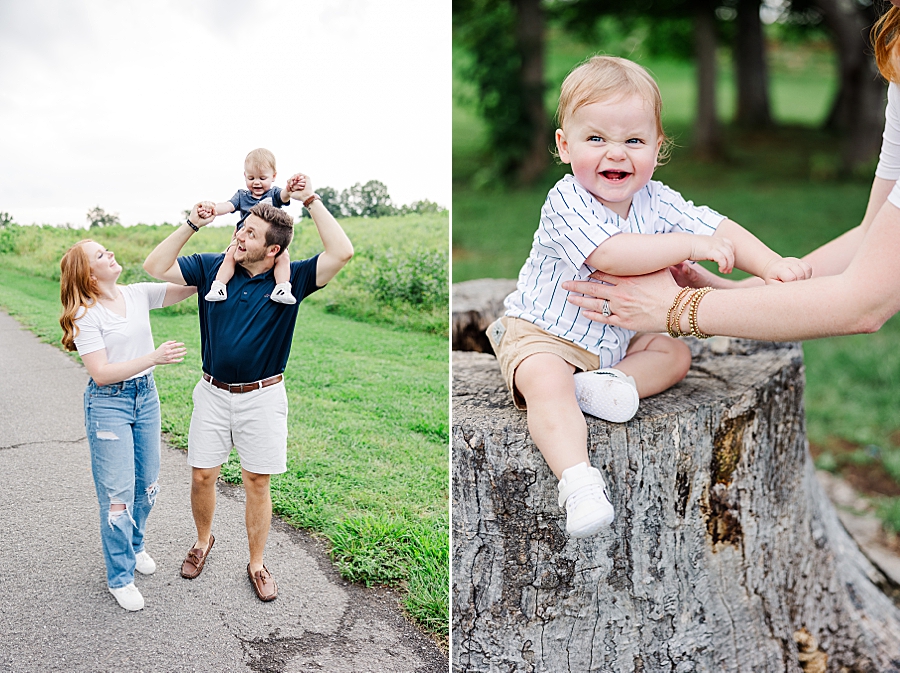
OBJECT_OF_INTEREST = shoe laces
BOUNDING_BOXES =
[566,482,608,511]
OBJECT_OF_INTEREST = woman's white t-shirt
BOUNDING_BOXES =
[73,283,168,380]
[876,82,900,208]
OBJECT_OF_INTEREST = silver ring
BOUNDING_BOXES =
[602,299,611,317]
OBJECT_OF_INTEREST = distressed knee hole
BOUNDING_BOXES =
[107,500,135,528]
[146,481,159,507]
[96,430,119,440]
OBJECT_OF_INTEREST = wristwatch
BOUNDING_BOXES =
[303,194,322,209]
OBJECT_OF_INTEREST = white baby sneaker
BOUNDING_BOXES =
[205,280,228,302]
[557,462,615,537]
[270,282,297,305]
[573,368,639,423]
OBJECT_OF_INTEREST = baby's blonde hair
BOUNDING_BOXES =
[557,55,671,164]
[245,148,277,173]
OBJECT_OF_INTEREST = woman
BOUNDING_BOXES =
[60,240,196,611]
[563,5,900,341]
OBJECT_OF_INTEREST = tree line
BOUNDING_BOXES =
[453,0,885,181]
[0,180,444,229]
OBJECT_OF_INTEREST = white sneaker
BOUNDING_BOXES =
[270,281,296,305]
[109,583,145,611]
[205,280,228,302]
[134,550,156,575]
[573,368,639,422]
[558,462,615,537]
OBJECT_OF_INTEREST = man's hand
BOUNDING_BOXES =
[191,201,217,227]
[760,256,813,284]
[286,173,313,202]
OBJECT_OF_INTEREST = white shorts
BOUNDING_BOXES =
[187,377,288,474]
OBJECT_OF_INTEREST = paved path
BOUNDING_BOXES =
[0,312,448,673]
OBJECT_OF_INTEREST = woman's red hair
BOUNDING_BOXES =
[59,240,99,352]
[873,5,900,82]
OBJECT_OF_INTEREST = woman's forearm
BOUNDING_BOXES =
[683,200,900,340]
[82,352,155,386]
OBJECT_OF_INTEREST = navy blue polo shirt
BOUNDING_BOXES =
[179,252,320,383]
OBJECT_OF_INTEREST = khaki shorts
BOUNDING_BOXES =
[486,316,600,410]
[187,376,288,474]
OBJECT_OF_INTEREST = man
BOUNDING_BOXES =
[143,175,353,601]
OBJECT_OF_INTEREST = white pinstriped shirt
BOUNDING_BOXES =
[504,174,725,365]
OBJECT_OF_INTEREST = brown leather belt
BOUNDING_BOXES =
[202,373,283,394]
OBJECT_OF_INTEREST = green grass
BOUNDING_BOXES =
[0,217,449,642]
[0,212,449,336]
[453,34,900,501]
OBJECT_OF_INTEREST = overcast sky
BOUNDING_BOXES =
[0,0,450,227]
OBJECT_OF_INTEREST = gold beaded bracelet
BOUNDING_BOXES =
[666,287,692,338]
[688,287,715,339]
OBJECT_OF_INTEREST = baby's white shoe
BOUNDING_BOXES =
[574,368,639,422]
[558,462,615,537]
[270,282,296,304]
[205,280,228,302]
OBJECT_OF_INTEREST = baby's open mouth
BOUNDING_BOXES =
[601,170,630,181]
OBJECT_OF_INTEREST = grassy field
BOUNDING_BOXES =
[453,33,900,527]
[0,213,449,641]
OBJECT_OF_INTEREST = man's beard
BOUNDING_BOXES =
[237,244,268,266]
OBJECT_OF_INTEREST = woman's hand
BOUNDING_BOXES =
[669,261,743,290]
[563,268,681,333]
[151,341,186,366]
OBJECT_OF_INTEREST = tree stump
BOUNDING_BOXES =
[451,282,900,673]
[452,279,517,353]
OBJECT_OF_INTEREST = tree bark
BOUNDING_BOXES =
[814,0,886,169]
[512,0,550,184]
[694,4,723,160]
[451,282,900,672]
[734,0,772,128]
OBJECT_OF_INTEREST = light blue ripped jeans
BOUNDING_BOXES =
[84,372,161,589]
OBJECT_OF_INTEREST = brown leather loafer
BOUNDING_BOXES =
[248,564,278,601]
[180,533,215,579]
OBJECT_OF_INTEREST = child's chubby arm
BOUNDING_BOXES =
[198,202,235,219]
[585,231,736,276]
[715,219,812,284]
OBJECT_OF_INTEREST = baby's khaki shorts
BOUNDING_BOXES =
[486,316,600,410]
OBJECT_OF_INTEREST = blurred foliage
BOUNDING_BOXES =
[309,181,447,220]
[86,205,121,228]
[453,0,535,182]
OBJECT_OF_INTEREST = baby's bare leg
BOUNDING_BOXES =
[273,249,291,285]
[613,333,692,398]
[514,352,587,479]
[205,241,237,302]
[214,243,237,284]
